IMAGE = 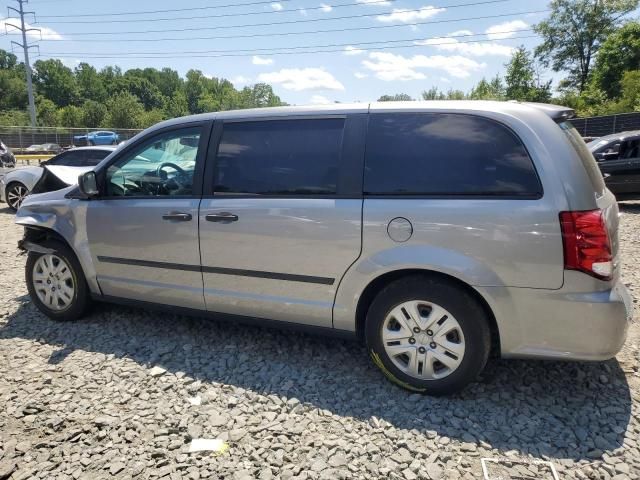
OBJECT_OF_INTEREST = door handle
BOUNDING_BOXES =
[162,212,192,221]
[206,212,239,222]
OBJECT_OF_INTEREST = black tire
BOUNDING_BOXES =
[365,275,491,395]
[25,240,91,321]
[5,181,28,211]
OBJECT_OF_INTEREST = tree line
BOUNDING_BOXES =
[379,0,640,117]
[0,52,285,129]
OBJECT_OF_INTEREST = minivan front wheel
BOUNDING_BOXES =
[365,275,491,395]
[26,241,90,321]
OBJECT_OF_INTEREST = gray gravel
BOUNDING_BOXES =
[1,202,639,480]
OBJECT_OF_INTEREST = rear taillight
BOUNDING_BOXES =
[559,210,612,280]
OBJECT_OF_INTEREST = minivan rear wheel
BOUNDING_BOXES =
[365,275,491,395]
[26,240,90,321]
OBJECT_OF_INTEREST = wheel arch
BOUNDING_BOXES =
[354,268,501,357]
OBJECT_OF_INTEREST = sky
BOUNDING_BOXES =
[0,0,569,105]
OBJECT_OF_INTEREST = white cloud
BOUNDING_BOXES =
[299,8,308,16]
[377,6,445,23]
[257,68,345,91]
[231,75,251,86]
[310,95,331,104]
[417,37,515,57]
[362,51,485,81]
[344,45,366,56]
[485,20,528,39]
[0,17,63,40]
[354,72,369,79]
[440,77,451,83]
[320,3,333,12]
[270,2,284,11]
[356,0,392,5]
[252,55,274,65]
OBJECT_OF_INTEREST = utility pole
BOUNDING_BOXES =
[6,0,40,127]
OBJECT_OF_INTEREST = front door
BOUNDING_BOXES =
[199,116,365,328]
[86,123,210,310]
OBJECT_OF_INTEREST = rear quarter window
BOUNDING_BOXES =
[558,121,606,194]
[364,113,542,197]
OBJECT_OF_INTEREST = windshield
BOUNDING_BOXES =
[558,121,606,195]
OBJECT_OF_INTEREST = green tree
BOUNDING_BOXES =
[75,63,108,103]
[32,59,79,107]
[377,93,414,101]
[238,83,283,108]
[617,70,640,110]
[534,0,639,92]
[164,91,190,118]
[469,75,505,100]
[139,109,166,128]
[120,73,165,110]
[591,21,640,98]
[105,92,144,129]
[59,105,84,127]
[505,47,552,102]
[81,100,108,128]
[422,87,446,100]
[36,96,59,127]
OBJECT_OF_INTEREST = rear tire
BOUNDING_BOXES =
[6,182,28,211]
[365,275,491,395]
[25,240,91,321]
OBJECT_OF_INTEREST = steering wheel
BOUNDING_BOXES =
[156,162,185,178]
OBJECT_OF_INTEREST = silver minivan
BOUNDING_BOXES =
[15,102,633,395]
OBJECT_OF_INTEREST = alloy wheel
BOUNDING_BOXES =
[7,183,28,210]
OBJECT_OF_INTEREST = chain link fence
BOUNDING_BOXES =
[0,126,142,151]
[570,112,640,138]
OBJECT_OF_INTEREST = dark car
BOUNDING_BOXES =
[588,131,640,200]
[0,139,16,168]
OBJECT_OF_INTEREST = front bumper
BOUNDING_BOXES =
[479,273,633,361]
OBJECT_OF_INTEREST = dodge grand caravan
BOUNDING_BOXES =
[15,102,633,395]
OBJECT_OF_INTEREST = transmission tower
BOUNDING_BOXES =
[6,0,40,127]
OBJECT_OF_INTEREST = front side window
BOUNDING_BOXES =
[364,113,542,196]
[106,127,201,197]
[214,118,344,195]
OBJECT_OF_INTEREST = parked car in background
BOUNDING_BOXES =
[24,143,63,154]
[1,146,115,211]
[73,131,120,146]
[15,102,632,395]
[0,140,16,168]
[588,130,640,200]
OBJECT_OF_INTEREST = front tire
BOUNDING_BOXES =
[6,182,29,211]
[26,241,90,321]
[365,275,491,395]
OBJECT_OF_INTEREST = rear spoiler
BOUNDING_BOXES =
[517,101,576,121]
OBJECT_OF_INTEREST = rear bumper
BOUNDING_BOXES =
[478,273,633,361]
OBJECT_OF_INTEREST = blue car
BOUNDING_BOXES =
[73,130,120,146]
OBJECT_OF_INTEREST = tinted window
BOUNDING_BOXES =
[559,121,606,195]
[364,113,542,196]
[214,119,344,195]
[47,149,111,167]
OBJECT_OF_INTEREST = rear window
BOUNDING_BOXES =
[364,113,542,196]
[558,122,606,194]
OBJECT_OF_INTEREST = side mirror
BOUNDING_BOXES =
[78,171,99,197]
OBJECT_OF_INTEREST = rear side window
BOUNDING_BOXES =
[214,118,344,195]
[558,122,606,194]
[364,113,542,196]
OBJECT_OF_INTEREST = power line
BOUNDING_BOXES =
[38,0,406,24]
[38,0,295,18]
[39,35,539,59]
[31,0,518,36]
[38,28,535,56]
[29,9,546,42]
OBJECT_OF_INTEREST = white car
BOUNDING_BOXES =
[0,146,116,211]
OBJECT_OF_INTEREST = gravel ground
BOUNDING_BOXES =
[0,203,639,480]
